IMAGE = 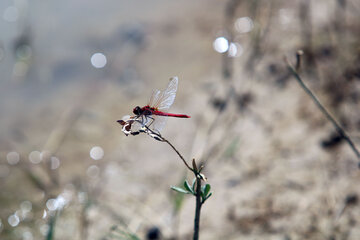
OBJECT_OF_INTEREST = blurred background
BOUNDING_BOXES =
[1,0,360,239]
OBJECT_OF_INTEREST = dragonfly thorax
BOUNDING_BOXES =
[133,106,153,116]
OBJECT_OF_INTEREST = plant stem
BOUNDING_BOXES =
[162,138,193,172]
[286,57,360,164]
[142,125,205,239]
[162,137,205,240]
[193,176,202,240]
[163,135,204,239]
[142,125,193,172]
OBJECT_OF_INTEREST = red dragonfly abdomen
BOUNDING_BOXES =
[143,106,190,118]
[152,110,190,118]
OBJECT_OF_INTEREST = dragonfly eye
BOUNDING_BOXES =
[133,106,141,115]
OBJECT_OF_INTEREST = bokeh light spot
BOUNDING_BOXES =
[90,146,104,160]
[55,195,67,210]
[234,17,254,33]
[29,151,41,164]
[7,152,20,165]
[20,201,32,213]
[40,150,51,161]
[50,156,60,170]
[8,214,20,227]
[87,165,100,178]
[228,42,244,57]
[213,37,229,53]
[90,53,107,68]
[23,231,33,240]
[46,199,58,211]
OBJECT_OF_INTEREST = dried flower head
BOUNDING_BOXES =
[117,115,163,141]
[117,115,142,136]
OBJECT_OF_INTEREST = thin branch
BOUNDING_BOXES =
[162,137,193,172]
[142,125,193,172]
[295,50,303,71]
[286,52,360,166]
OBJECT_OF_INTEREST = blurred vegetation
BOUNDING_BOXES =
[1,0,360,239]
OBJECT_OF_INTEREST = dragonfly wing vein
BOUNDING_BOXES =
[156,77,178,110]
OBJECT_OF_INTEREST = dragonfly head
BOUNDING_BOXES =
[133,106,142,116]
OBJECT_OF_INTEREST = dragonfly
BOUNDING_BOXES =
[118,77,190,136]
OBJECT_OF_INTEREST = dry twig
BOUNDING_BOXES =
[286,50,360,167]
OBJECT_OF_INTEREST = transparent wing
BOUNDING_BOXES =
[146,77,179,132]
[130,119,145,132]
[148,90,161,107]
[153,76,178,111]
[151,115,167,133]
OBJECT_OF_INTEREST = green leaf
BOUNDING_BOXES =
[184,180,194,194]
[201,192,213,203]
[171,186,190,194]
[200,184,212,203]
[203,184,211,197]
[205,192,212,201]
[201,185,206,199]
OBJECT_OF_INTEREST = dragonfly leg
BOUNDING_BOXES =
[140,115,146,126]
[146,116,163,135]
[145,116,155,128]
